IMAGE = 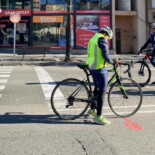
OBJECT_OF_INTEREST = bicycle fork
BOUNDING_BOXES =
[117,78,128,99]
[139,59,147,76]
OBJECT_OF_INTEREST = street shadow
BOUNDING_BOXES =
[26,81,94,86]
[0,112,116,125]
[142,90,155,96]
[26,82,60,85]
[0,112,93,125]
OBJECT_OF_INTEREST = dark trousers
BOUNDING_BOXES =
[90,70,108,116]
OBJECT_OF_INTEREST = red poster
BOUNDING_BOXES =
[76,10,110,14]
[99,15,110,28]
[76,28,95,48]
[100,15,111,48]
[76,15,99,48]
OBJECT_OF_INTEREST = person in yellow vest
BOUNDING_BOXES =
[86,26,117,125]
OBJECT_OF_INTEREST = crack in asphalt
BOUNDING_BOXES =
[96,131,116,155]
[75,138,88,155]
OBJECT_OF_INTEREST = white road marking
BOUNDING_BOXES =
[104,110,155,116]
[0,67,13,98]
[35,66,64,100]
[0,75,10,78]
[0,68,13,71]
[0,85,5,90]
[0,79,7,83]
[0,71,11,74]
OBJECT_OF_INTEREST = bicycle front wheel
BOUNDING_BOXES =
[51,78,90,120]
[108,78,143,117]
[130,61,151,87]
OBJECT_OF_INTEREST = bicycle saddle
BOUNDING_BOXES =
[77,64,88,70]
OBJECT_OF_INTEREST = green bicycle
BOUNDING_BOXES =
[51,63,143,120]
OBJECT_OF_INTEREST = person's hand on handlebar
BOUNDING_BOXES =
[138,50,142,55]
[113,58,119,65]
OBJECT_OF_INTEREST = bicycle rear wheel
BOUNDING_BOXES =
[51,78,90,120]
[129,61,151,87]
[108,78,143,117]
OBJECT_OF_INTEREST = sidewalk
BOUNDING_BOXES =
[0,49,142,66]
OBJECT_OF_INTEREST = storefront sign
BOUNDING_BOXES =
[33,16,63,23]
[0,9,31,16]
[10,12,21,23]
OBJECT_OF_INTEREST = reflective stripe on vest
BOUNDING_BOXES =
[86,33,109,70]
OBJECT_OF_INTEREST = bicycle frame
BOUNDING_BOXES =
[67,64,130,108]
[78,64,128,99]
[108,66,128,98]
[138,53,152,75]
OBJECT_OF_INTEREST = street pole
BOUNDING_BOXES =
[9,12,21,60]
[13,23,16,60]
[64,0,71,61]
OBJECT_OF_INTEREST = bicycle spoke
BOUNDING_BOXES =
[51,78,90,120]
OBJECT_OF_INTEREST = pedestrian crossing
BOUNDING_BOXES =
[35,66,155,116]
[0,66,13,99]
[0,65,154,117]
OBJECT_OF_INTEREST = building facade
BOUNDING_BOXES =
[114,0,147,54]
[0,0,152,54]
[0,0,112,50]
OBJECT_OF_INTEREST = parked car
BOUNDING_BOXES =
[33,33,41,41]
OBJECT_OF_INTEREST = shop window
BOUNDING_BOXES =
[0,21,29,45]
[0,0,31,9]
[33,0,70,11]
[76,0,110,10]
[152,0,155,8]
[33,15,68,48]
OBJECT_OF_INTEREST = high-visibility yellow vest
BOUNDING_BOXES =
[86,33,109,70]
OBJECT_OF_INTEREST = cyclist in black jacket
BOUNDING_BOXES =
[138,23,155,54]
[138,23,155,84]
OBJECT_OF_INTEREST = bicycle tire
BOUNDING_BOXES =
[51,78,90,120]
[108,78,143,117]
[129,61,151,87]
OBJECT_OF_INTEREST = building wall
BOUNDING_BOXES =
[136,0,147,52]
[116,16,132,53]
[114,0,147,54]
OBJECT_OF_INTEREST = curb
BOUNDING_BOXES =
[0,54,148,66]
[0,59,86,66]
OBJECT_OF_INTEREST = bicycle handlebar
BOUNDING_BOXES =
[141,49,153,55]
[77,58,134,77]
[113,60,133,74]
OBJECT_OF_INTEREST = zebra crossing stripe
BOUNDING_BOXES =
[0,75,10,78]
[0,86,5,90]
[0,71,11,74]
[0,79,7,83]
[35,67,64,100]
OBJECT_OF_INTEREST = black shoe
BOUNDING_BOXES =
[152,81,155,84]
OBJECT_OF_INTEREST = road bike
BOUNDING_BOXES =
[128,50,152,87]
[51,63,143,120]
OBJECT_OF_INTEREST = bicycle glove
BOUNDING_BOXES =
[138,50,142,55]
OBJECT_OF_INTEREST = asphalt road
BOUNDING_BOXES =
[0,65,155,155]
